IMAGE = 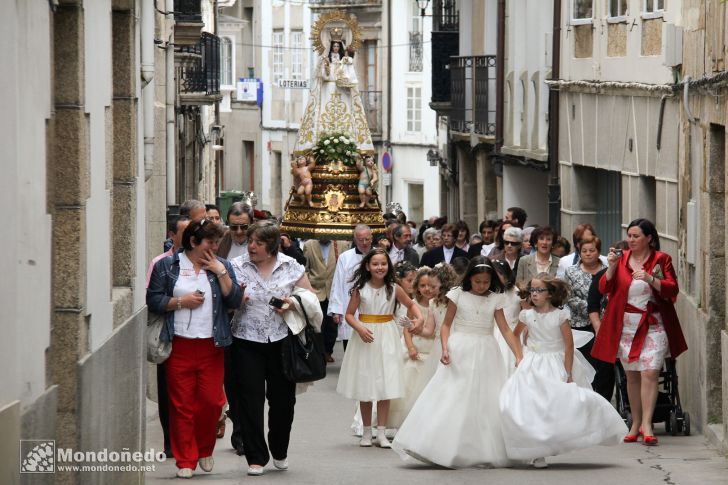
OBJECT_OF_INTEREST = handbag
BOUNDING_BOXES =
[280,295,327,383]
[146,312,172,364]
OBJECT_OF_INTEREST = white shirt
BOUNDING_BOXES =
[328,247,366,340]
[319,241,331,262]
[172,252,214,338]
[481,242,496,257]
[230,252,305,343]
[389,245,405,265]
[227,241,248,260]
[443,246,455,264]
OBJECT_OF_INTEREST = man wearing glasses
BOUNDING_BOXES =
[218,202,253,260]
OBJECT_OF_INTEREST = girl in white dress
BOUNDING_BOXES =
[392,257,523,468]
[388,267,433,428]
[492,259,524,376]
[499,274,627,468]
[337,249,423,448]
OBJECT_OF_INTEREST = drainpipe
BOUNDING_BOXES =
[496,0,505,151]
[166,0,176,205]
[142,0,155,181]
[547,0,561,233]
[386,0,393,206]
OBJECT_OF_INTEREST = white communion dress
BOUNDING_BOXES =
[494,287,522,377]
[499,308,627,460]
[337,283,404,402]
[392,288,510,469]
[388,300,432,428]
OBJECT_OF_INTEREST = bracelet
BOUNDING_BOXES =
[176,297,182,311]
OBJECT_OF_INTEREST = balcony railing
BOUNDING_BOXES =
[179,33,221,98]
[309,0,382,6]
[449,55,496,136]
[434,0,459,32]
[174,0,202,23]
[360,90,382,135]
[409,32,423,72]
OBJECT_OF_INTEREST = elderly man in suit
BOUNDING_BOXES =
[420,223,468,267]
[303,238,349,362]
[388,223,420,266]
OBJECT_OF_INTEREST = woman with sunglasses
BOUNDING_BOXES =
[489,227,523,273]
[147,219,243,478]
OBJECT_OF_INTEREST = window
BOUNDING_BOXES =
[644,0,664,13]
[407,86,422,132]
[409,32,423,72]
[609,0,628,17]
[365,41,377,91]
[290,31,304,80]
[220,37,233,86]
[272,30,284,83]
[572,0,594,21]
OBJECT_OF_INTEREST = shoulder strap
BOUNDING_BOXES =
[291,294,310,327]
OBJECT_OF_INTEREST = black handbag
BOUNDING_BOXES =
[281,294,327,383]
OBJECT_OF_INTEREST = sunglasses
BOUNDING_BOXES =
[528,287,549,294]
[504,241,521,246]
[229,224,249,232]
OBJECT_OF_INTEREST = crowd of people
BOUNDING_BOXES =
[146,200,688,478]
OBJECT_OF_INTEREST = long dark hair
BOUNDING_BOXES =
[461,256,504,293]
[491,259,515,291]
[328,40,345,62]
[627,218,660,251]
[348,248,396,300]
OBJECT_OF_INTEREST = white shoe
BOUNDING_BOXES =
[532,457,548,468]
[273,458,289,470]
[376,435,392,449]
[198,456,214,472]
[247,465,264,476]
[359,436,372,447]
[176,468,194,478]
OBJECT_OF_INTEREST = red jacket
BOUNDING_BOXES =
[592,249,688,363]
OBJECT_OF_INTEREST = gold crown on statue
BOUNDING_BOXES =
[330,27,344,42]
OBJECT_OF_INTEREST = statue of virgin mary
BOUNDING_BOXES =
[296,21,374,154]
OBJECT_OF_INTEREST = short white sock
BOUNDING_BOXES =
[363,427,372,440]
[376,426,386,438]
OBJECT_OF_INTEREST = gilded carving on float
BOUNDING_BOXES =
[280,10,384,240]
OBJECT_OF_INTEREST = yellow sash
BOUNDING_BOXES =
[359,314,394,324]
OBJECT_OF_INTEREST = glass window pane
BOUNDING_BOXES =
[573,0,593,19]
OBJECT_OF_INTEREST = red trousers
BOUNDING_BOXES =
[166,337,225,469]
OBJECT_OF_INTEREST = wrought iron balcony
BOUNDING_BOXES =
[174,0,204,45]
[433,0,459,32]
[179,33,222,105]
[409,32,423,72]
[360,90,382,136]
[449,55,497,137]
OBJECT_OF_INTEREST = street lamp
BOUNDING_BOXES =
[416,0,430,17]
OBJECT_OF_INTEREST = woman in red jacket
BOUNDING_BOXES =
[593,218,687,446]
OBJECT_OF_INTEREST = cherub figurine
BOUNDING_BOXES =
[356,155,379,208]
[291,155,315,207]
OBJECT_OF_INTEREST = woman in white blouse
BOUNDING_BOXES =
[230,221,314,476]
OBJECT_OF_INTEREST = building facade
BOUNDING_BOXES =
[677,0,728,453]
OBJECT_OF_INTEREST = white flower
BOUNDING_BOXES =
[341,137,349,143]
[333,138,339,143]
[346,151,351,156]
[324,140,330,145]
[328,147,334,153]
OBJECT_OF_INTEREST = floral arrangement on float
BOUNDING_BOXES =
[313,132,358,167]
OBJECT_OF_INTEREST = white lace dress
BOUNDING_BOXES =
[618,279,669,371]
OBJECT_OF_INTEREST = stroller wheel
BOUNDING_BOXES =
[668,411,678,436]
[683,412,691,436]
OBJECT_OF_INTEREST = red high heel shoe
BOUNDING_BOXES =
[623,427,643,443]
[643,435,659,446]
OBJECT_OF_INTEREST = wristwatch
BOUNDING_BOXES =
[218,268,228,277]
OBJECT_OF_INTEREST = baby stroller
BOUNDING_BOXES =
[614,358,690,435]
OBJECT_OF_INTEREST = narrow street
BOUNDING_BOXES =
[145,347,728,484]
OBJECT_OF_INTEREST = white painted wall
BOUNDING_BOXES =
[502,165,549,227]
[0,0,53,409]
[561,0,681,84]
[388,0,440,220]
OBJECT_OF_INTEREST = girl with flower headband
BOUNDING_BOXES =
[499,273,626,468]
[392,257,523,468]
